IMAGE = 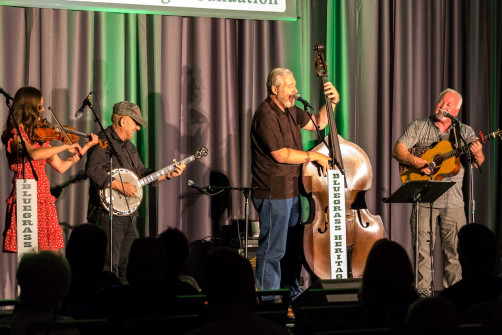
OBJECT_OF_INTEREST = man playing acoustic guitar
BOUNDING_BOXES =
[392,88,484,297]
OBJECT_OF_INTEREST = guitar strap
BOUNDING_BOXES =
[449,125,471,166]
[450,125,460,149]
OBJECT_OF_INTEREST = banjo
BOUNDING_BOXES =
[99,146,208,216]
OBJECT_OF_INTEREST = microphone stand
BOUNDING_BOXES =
[301,102,346,185]
[204,185,270,258]
[3,90,38,264]
[87,101,121,272]
[453,120,480,223]
[467,161,476,223]
[302,104,332,160]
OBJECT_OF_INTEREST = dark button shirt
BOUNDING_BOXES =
[85,126,152,218]
[250,97,310,199]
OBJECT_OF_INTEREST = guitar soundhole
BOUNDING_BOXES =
[433,155,443,166]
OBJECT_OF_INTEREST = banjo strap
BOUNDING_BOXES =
[122,143,142,220]
[123,142,143,179]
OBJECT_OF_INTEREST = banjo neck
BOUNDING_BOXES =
[99,146,208,216]
[139,155,197,186]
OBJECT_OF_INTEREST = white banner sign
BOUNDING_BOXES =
[328,169,347,279]
[0,0,297,20]
[16,179,38,258]
[74,0,285,12]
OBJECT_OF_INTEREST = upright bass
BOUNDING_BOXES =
[302,43,385,279]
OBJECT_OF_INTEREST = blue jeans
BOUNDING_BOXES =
[252,196,303,301]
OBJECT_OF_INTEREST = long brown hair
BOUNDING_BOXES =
[1,86,42,145]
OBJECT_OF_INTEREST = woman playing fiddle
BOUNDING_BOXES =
[1,86,99,253]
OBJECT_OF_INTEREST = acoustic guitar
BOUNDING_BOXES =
[399,130,501,183]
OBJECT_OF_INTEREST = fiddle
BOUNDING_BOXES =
[34,120,108,148]
[34,120,79,143]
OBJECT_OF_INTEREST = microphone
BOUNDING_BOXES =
[428,161,436,175]
[0,87,13,101]
[75,92,93,119]
[294,93,314,109]
[440,109,457,121]
[187,180,208,194]
[440,109,461,128]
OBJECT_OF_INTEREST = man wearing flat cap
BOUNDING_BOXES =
[85,101,185,278]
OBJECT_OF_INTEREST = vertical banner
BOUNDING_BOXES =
[328,169,347,279]
[16,179,38,258]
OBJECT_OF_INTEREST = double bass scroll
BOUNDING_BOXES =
[302,43,385,279]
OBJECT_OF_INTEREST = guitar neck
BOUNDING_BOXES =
[139,155,196,186]
[446,131,498,159]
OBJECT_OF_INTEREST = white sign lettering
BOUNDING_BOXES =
[16,179,38,259]
[328,170,347,279]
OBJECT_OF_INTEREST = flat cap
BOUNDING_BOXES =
[113,101,148,126]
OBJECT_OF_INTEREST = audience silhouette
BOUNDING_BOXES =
[359,238,418,305]
[460,297,502,332]
[0,251,73,335]
[406,297,458,335]
[183,239,215,289]
[188,247,288,335]
[62,223,121,318]
[358,238,419,330]
[158,227,201,295]
[7,226,500,334]
[439,223,502,315]
[101,237,178,320]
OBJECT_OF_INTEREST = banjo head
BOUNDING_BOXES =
[99,168,143,216]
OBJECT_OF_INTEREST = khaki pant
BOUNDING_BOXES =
[410,205,466,296]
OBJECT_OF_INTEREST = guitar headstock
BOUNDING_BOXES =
[313,43,328,78]
[194,146,208,159]
[479,129,502,143]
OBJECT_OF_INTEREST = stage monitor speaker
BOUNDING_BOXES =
[292,278,361,311]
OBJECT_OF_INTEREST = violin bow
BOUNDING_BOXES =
[48,106,83,158]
